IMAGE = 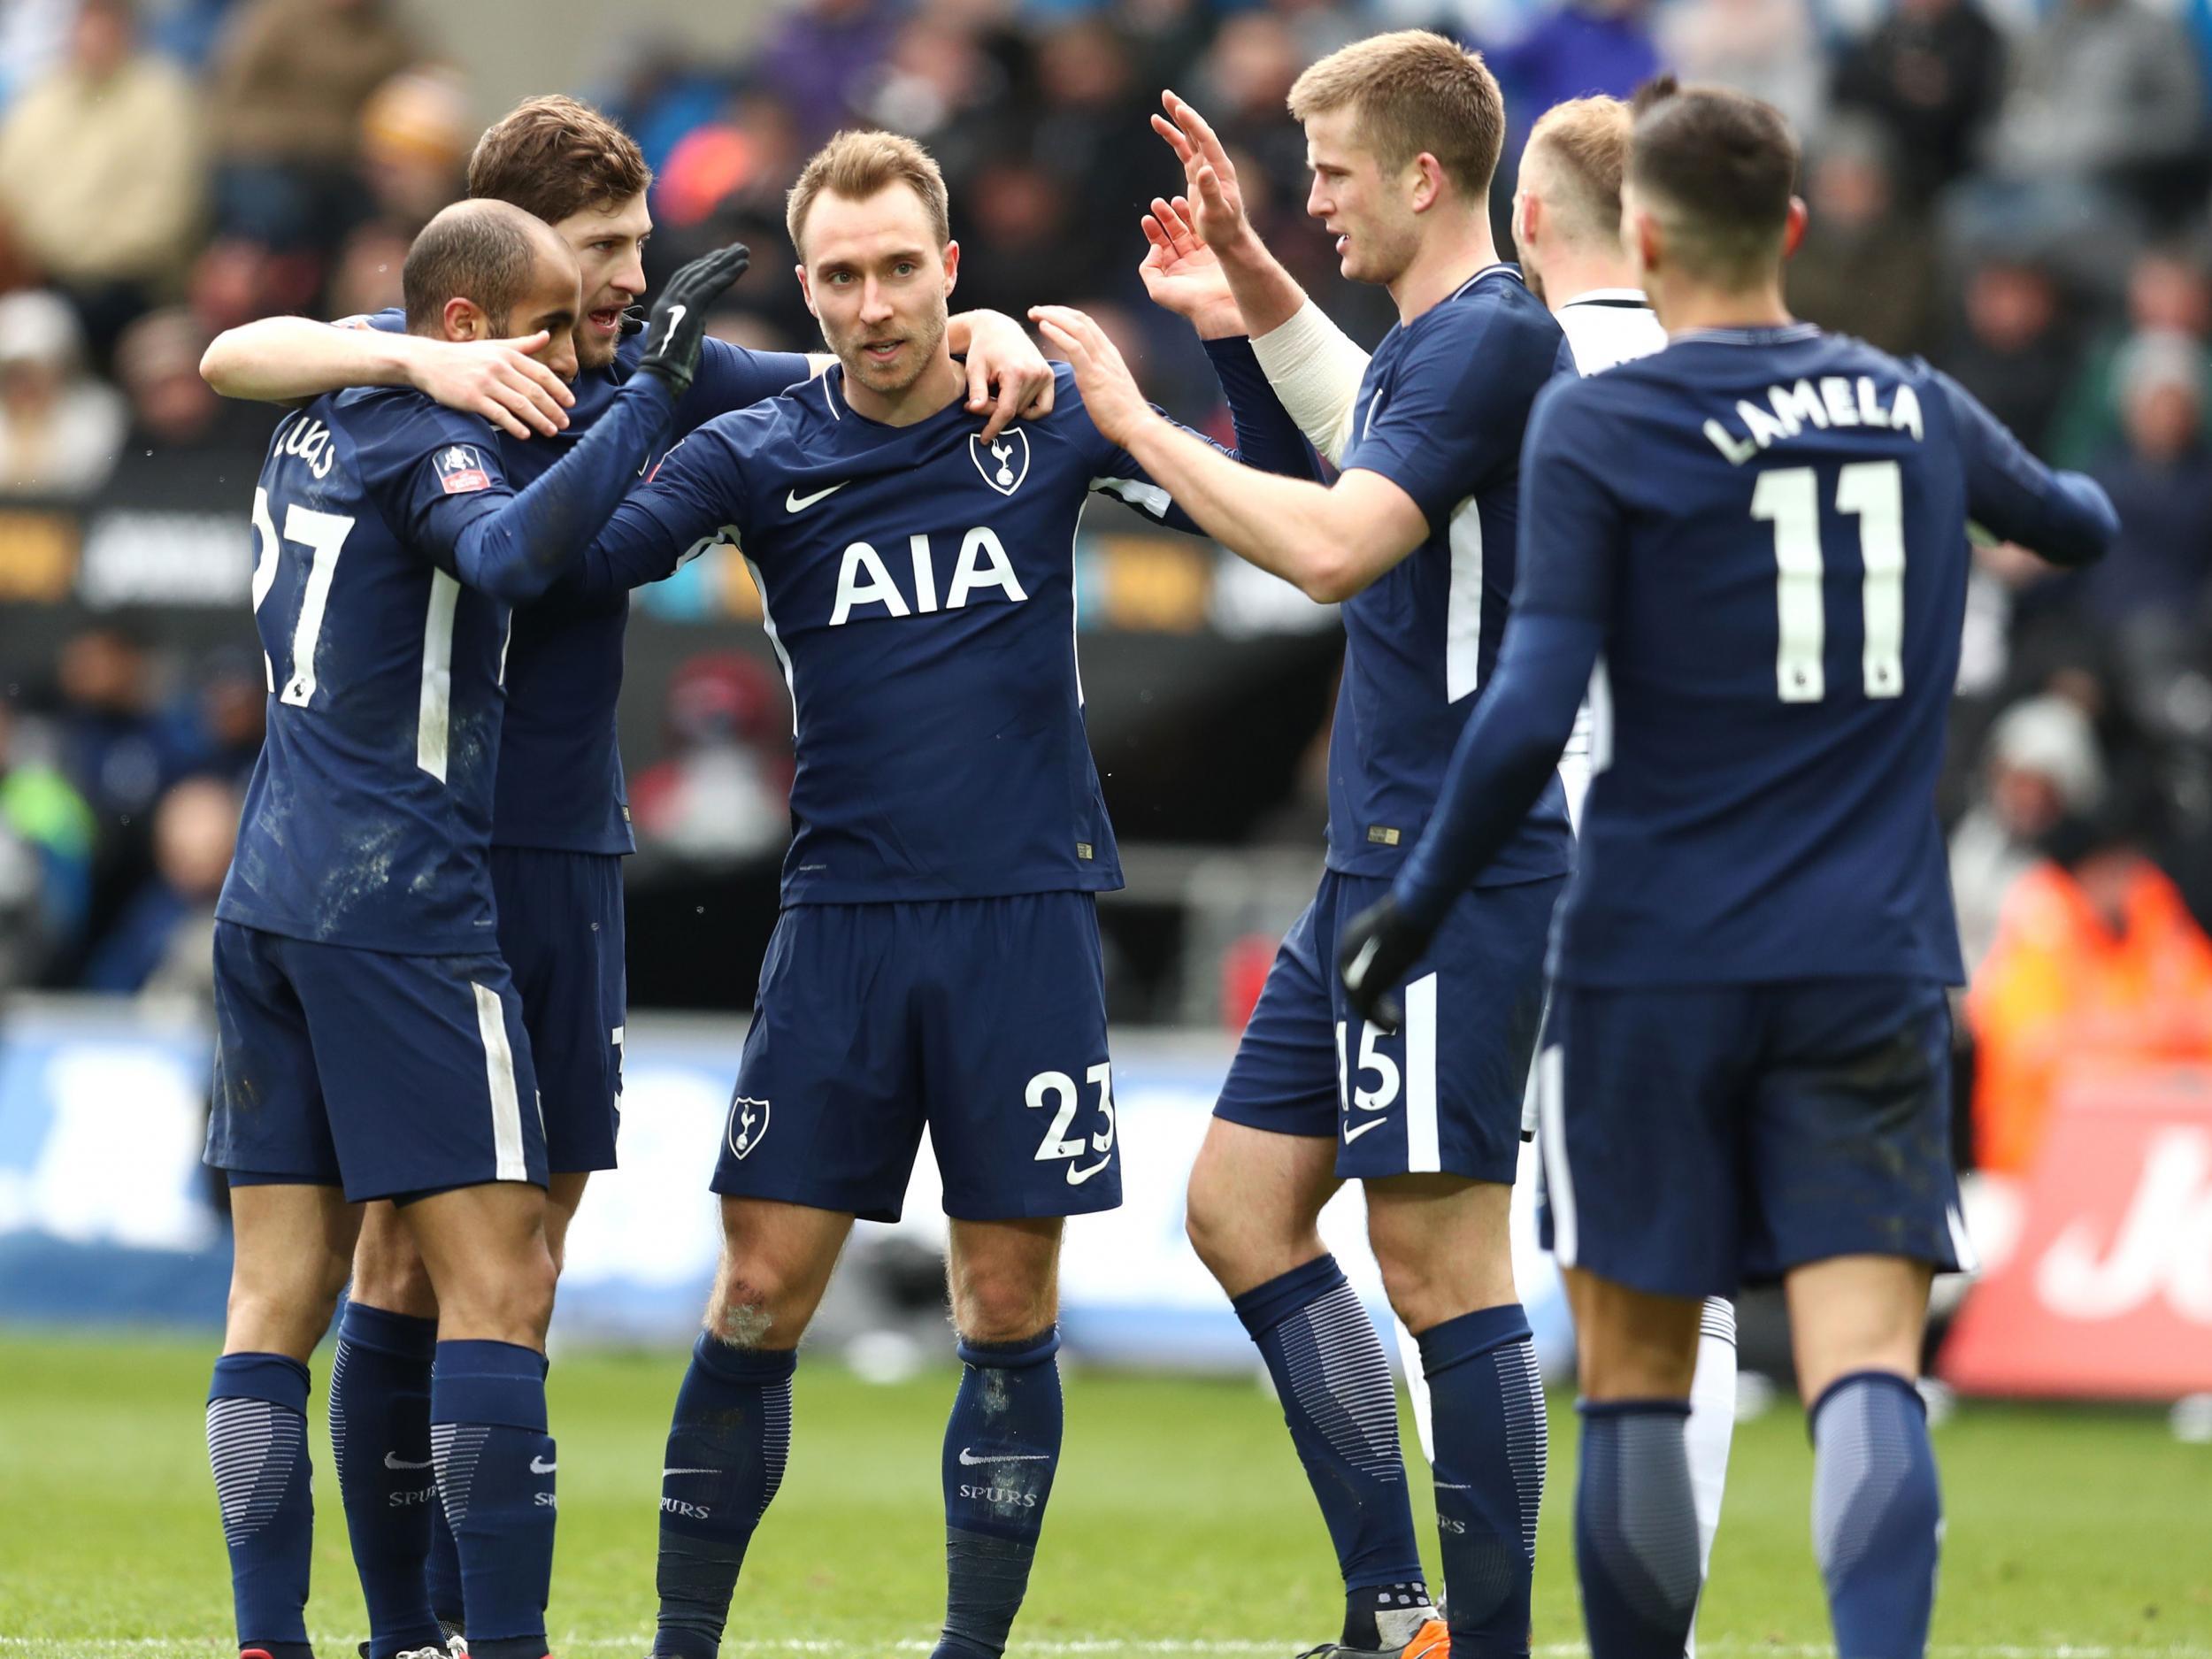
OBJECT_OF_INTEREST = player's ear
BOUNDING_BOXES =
[1781,196,1809,261]
[1409,152,1445,215]
[941,239,960,297]
[441,296,488,344]
[795,264,818,320]
[1513,188,1538,251]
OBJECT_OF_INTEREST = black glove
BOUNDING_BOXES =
[635,242,750,398]
[618,303,647,337]
[1337,893,1434,1033]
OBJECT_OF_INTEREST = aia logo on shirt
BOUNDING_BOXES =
[436,444,492,495]
[969,430,1029,495]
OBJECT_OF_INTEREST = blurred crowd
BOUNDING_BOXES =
[2,0,2210,1173]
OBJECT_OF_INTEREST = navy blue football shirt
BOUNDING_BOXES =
[365,309,813,853]
[1331,265,1572,887]
[1393,324,2118,987]
[572,356,1310,904]
[218,373,676,954]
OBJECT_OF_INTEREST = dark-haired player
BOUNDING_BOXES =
[201,95,1054,1651]
[1340,84,2116,1659]
[203,202,742,1659]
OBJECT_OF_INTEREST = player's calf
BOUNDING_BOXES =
[396,1186,562,1659]
[652,1200,851,1659]
[1368,1179,1544,1657]
[933,1218,1067,1659]
[1788,1256,1941,1659]
[213,1184,358,1659]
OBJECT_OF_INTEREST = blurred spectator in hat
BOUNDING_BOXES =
[1950,693,2107,972]
[2049,244,2212,469]
[81,772,237,995]
[630,652,792,862]
[111,305,270,464]
[357,65,471,230]
[1967,795,2212,1173]
[1786,118,1938,357]
[2083,332,2212,627]
[0,0,205,364]
[206,0,417,251]
[1830,0,2006,209]
[0,288,126,497]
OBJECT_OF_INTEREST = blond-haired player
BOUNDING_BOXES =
[1141,83,1741,1653]
[1036,31,1571,1658]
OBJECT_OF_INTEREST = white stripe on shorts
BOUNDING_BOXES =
[1404,972,1440,1172]
[1536,1044,1578,1265]
[472,981,526,1182]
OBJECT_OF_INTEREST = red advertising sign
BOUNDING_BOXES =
[1942,1065,2212,1400]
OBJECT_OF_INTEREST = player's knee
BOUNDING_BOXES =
[951,1271,1055,1345]
[349,1237,436,1318]
[706,1271,789,1349]
[1182,1161,1250,1280]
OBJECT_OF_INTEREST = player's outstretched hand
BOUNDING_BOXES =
[1139,195,1243,338]
[1154,91,1256,261]
[637,242,752,398]
[410,333,575,439]
[963,310,1056,442]
[1028,305,1153,449]
[1338,894,1432,1034]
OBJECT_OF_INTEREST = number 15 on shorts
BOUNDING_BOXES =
[1029,1063,1115,1186]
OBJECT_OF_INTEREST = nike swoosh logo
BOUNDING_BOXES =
[786,481,848,513]
[1342,1118,1391,1143]
[664,1467,720,1477]
[529,1455,557,1475]
[384,1451,433,1471]
[957,1448,1054,1466]
[1345,936,1383,989]
[662,303,687,337]
[1065,1157,1112,1186]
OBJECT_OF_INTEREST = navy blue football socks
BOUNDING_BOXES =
[1418,1304,1547,1658]
[426,1497,465,1633]
[329,1304,444,1659]
[207,1352,316,1659]
[933,1326,1064,1659]
[1576,1400,1701,1659]
[653,1333,797,1659]
[1812,1371,1942,1659]
[430,1340,555,1659]
[1232,1255,1427,1637]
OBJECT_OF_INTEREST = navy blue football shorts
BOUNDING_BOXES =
[207,921,546,1202]
[711,892,1120,1223]
[1534,976,1973,1300]
[1214,870,1562,1184]
[490,846,624,1174]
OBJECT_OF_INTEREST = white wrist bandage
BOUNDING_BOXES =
[1250,299,1371,465]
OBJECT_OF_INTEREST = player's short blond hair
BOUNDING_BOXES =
[1525,96,1632,238]
[786,130,952,257]
[1287,30,1505,201]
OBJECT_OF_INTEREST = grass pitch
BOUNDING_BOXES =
[1,1330,2206,1657]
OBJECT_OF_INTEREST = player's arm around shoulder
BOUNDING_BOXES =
[201,311,575,439]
